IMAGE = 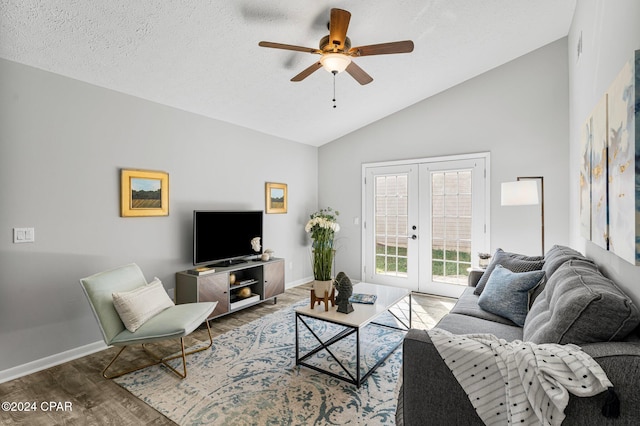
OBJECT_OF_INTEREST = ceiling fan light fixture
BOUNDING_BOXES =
[320,53,351,73]
[259,8,413,85]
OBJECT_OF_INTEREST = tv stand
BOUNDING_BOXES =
[175,258,285,320]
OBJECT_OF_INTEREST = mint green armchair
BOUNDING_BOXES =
[80,263,216,379]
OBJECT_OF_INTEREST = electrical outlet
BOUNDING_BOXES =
[167,287,175,301]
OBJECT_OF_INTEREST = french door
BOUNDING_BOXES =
[363,165,419,290]
[363,155,488,297]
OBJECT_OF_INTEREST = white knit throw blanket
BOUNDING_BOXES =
[429,329,613,426]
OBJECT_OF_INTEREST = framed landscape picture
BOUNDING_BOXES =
[121,169,169,217]
[265,182,287,214]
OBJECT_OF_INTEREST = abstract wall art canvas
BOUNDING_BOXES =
[607,50,639,265]
[580,50,639,265]
[590,95,609,250]
[580,114,592,240]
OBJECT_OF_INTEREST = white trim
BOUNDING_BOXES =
[0,340,107,384]
[361,166,367,281]
[362,152,490,170]
[1,278,312,384]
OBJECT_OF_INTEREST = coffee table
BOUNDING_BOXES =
[295,282,411,387]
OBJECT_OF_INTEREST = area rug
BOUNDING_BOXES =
[114,300,406,425]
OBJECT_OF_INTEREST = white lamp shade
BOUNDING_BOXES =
[501,180,539,206]
[320,53,352,73]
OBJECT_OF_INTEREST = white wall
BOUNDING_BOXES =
[318,38,570,280]
[568,0,640,304]
[0,58,317,374]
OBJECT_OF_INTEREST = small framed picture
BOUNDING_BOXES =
[265,182,287,214]
[121,169,169,217]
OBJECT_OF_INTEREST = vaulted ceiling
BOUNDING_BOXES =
[1,1,576,146]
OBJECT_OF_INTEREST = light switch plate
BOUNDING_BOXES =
[13,227,35,243]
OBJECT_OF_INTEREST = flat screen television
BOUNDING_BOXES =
[193,210,263,266]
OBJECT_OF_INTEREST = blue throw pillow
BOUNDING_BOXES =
[477,265,545,327]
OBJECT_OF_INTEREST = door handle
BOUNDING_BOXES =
[409,235,417,240]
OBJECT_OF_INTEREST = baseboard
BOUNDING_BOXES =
[0,340,107,384]
[2,280,312,384]
[286,276,313,289]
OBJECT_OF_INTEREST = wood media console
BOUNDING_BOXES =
[175,258,285,319]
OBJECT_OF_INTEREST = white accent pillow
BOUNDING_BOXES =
[112,278,174,332]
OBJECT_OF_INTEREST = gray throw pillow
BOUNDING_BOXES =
[542,245,592,277]
[478,265,545,327]
[523,259,640,344]
[528,246,592,306]
[473,248,544,295]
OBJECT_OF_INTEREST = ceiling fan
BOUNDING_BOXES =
[259,8,414,85]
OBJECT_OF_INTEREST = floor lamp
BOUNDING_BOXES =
[501,176,545,256]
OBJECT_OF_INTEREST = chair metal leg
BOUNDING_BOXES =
[102,346,163,379]
[145,319,214,379]
[102,320,214,380]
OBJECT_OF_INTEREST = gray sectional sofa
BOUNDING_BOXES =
[397,245,640,425]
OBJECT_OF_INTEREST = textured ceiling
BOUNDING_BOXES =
[1,1,576,146]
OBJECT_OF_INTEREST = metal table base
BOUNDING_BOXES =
[295,293,411,387]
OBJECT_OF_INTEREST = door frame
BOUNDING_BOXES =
[361,152,491,293]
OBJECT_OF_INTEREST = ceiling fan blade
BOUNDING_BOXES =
[291,62,323,82]
[329,8,351,50]
[345,62,373,85]
[349,40,414,57]
[259,41,320,54]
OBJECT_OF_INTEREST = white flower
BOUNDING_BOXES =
[305,207,340,241]
[305,217,340,233]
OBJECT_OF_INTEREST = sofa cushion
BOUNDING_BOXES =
[473,248,544,295]
[542,245,591,277]
[450,287,519,326]
[477,265,545,326]
[527,246,591,306]
[436,313,524,342]
[523,260,640,344]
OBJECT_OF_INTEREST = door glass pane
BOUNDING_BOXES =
[375,174,409,277]
[431,170,472,285]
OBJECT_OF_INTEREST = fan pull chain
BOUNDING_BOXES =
[332,70,337,108]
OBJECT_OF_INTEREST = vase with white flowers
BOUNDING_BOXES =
[304,207,340,310]
[304,207,340,308]
[306,207,340,279]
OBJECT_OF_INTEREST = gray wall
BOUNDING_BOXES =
[5,0,639,378]
[0,58,317,372]
[318,38,570,279]
[568,0,640,304]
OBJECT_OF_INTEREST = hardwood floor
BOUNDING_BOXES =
[0,286,454,425]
